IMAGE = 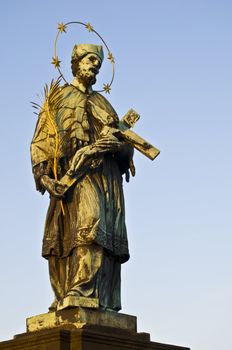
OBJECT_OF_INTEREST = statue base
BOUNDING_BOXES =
[0,308,190,350]
[57,295,99,311]
[26,308,137,332]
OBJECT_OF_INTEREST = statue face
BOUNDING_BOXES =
[76,53,101,86]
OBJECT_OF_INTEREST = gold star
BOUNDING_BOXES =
[103,83,111,94]
[58,22,67,33]
[108,52,115,63]
[51,56,61,68]
[85,22,94,32]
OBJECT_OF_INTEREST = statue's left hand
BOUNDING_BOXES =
[40,175,66,198]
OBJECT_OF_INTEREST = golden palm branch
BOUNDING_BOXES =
[31,78,66,214]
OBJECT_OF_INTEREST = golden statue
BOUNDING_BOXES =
[31,24,159,313]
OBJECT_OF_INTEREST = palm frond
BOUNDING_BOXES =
[32,78,65,214]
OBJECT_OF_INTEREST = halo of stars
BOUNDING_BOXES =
[52,21,115,94]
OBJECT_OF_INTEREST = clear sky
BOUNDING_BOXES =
[0,1,231,349]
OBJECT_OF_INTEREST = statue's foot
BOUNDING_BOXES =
[99,306,118,312]
[48,299,58,312]
[66,290,81,297]
[106,308,117,312]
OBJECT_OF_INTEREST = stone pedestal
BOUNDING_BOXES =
[0,309,190,350]
[26,308,137,333]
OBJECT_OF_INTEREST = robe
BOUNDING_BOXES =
[31,84,130,265]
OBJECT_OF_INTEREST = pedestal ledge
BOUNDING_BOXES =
[0,310,190,350]
[0,327,191,350]
[26,308,137,333]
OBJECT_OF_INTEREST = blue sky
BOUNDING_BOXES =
[0,1,232,349]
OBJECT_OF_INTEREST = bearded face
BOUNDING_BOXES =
[74,53,101,87]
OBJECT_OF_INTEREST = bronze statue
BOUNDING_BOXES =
[31,24,159,314]
[31,43,137,312]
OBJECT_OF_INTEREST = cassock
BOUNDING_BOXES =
[31,79,131,311]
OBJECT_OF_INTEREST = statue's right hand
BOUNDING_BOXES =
[40,175,65,198]
[68,135,121,177]
[68,146,94,176]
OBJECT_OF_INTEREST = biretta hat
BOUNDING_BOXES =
[71,44,104,63]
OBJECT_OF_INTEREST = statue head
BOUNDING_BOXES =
[71,44,104,87]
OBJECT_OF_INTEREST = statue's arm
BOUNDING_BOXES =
[113,143,135,183]
[32,162,65,198]
[31,111,65,198]
[100,125,135,180]
[32,161,52,194]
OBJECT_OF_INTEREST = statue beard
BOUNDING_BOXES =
[76,67,97,87]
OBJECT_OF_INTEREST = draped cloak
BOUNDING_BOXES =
[31,84,130,264]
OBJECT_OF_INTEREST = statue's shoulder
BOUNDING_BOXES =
[92,92,118,116]
[59,83,75,97]
[59,84,83,108]
[92,91,112,103]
